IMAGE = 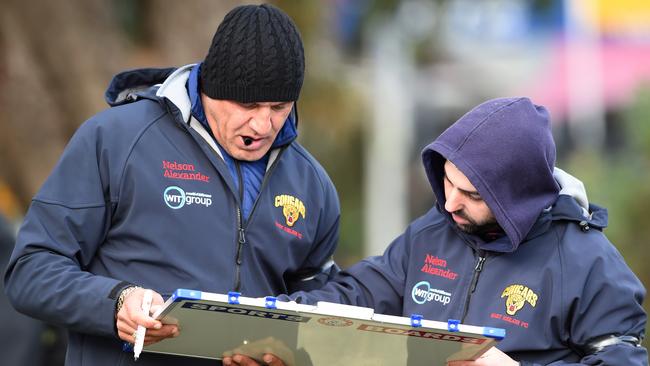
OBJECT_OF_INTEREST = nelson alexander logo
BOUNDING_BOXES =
[163,186,212,209]
[162,160,210,182]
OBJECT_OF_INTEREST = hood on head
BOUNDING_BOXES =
[421,97,560,252]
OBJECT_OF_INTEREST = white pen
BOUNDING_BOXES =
[133,289,153,361]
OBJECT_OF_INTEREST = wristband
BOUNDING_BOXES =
[115,286,141,315]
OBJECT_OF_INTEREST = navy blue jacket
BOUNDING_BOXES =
[4,65,340,366]
[288,98,648,365]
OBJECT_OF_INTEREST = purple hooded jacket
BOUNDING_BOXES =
[286,97,647,365]
[424,97,559,252]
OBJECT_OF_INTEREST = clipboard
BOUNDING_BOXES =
[145,289,505,365]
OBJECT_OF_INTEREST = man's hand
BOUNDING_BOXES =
[222,353,285,366]
[115,288,179,345]
[447,347,519,366]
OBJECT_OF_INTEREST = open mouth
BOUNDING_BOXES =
[451,212,468,224]
[241,136,263,147]
[243,136,254,146]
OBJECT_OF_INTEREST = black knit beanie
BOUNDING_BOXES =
[200,4,305,103]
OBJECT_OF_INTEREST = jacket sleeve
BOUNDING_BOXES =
[3,120,125,338]
[284,225,412,317]
[521,230,648,365]
[286,166,341,292]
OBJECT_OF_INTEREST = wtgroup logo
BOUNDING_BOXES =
[163,186,212,209]
[411,281,451,306]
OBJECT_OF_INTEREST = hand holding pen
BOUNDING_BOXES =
[115,287,179,356]
[133,289,153,360]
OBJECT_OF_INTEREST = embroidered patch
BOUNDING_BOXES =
[500,284,538,316]
[420,254,458,280]
[274,194,306,227]
[411,281,451,306]
[162,160,210,182]
[163,186,212,209]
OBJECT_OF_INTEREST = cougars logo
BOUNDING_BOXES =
[501,284,538,316]
[274,194,306,227]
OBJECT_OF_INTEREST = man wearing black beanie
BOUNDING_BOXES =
[5,4,340,366]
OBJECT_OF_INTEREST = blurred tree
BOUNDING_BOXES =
[0,0,125,208]
[276,0,367,266]
[564,86,650,336]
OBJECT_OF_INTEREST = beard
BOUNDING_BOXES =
[451,209,502,237]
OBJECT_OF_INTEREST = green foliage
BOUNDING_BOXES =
[114,0,149,45]
[564,87,650,331]
[271,1,367,267]
[298,73,366,268]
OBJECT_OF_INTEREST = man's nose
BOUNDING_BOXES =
[444,189,462,213]
[249,108,272,134]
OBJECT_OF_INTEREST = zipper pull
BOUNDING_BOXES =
[475,256,485,272]
[238,227,246,244]
[470,256,486,293]
[236,228,246,265]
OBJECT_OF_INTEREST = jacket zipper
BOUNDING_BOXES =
[233,162,245,292]
[231,148,286,292]
[244,149,285,230]
[185,119,291,292]
[461,252,486,323]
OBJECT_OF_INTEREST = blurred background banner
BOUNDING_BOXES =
[1,1,649,364]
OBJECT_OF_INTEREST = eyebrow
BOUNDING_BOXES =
[241,102,290,107]
[443,173,481,197]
